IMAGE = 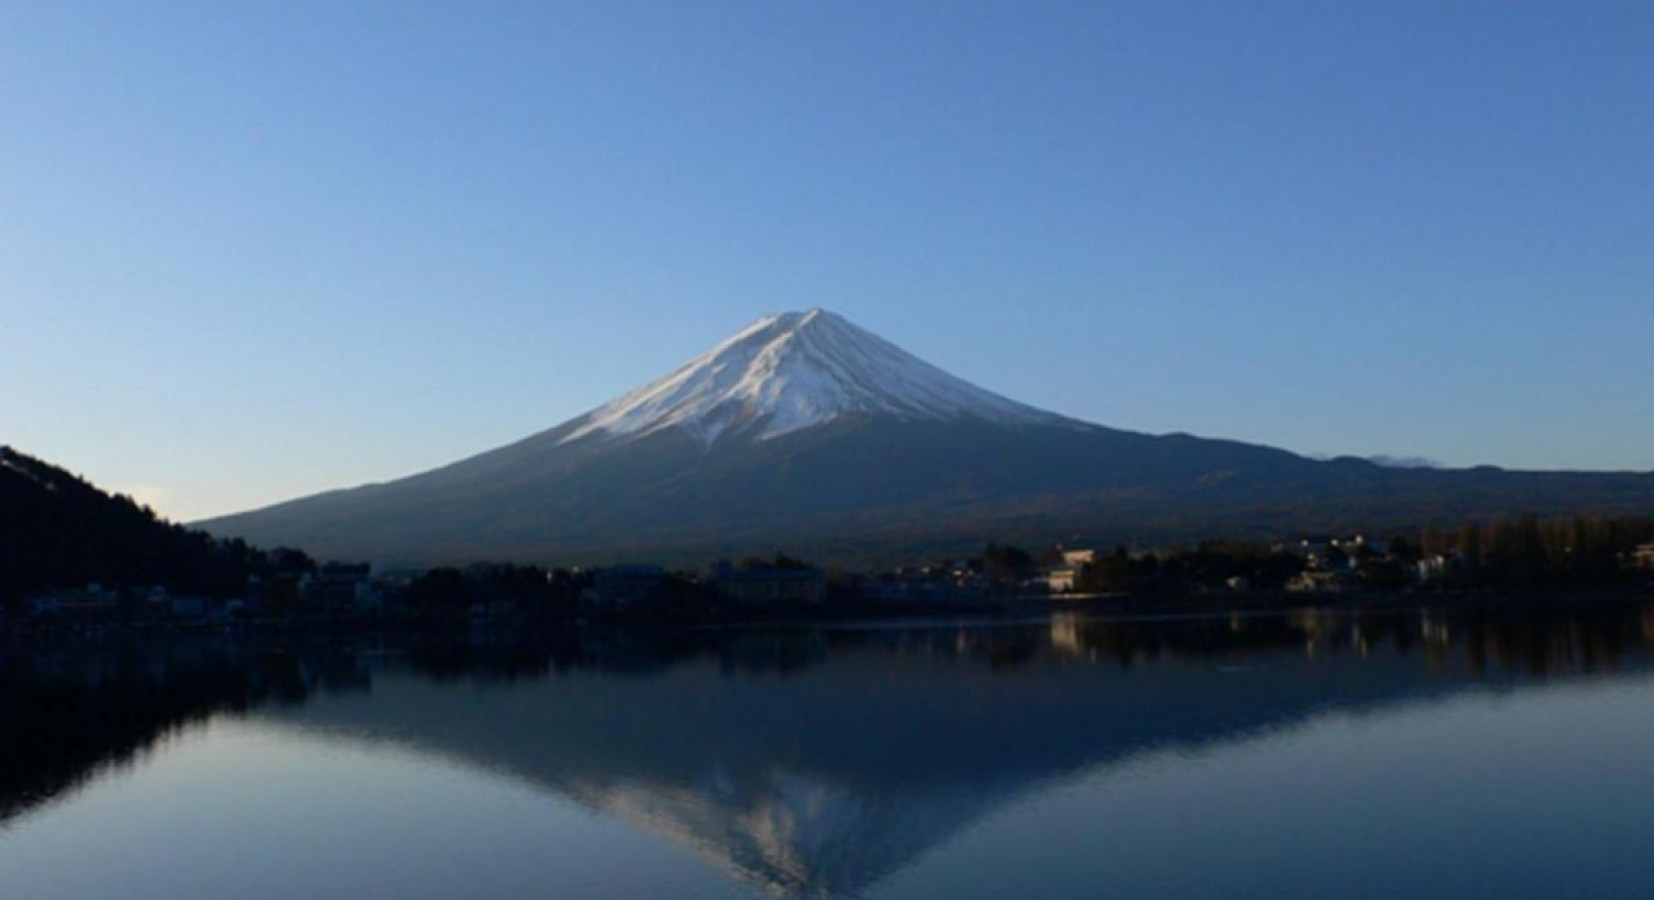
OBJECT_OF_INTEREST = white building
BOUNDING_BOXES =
[1043,548,1096,594]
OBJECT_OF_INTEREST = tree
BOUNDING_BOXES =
[978,543,1035,584]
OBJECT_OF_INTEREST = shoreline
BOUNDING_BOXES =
[5,584,1649,642]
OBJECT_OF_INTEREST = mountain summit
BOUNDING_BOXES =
[199,312,1653,566]
[564,309,1059,446]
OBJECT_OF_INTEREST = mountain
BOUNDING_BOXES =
[1365,454,1442,470]
[1311,453,1442,470]
[0,446,278,601]
[197,310,1654,566]
[565,308,1064,445]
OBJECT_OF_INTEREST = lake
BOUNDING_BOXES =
[4,604,1654,899]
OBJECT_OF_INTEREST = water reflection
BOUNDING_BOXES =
[4,604,1653,897]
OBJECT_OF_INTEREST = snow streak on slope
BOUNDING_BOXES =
[564,309,1062,445]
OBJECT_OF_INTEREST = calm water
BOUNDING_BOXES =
[4,605,1654,899]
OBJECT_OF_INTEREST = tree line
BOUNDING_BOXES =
[1068,515,1654,595]
[0,446,315,605]
[1420,514,1654,589]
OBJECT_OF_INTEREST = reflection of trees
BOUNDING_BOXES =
[383,606,1654,685]
[4,603,1652,840]
[1465,607,1646,676]
[264,606,1654,898]
[0,639,367,825]
[1047,605,1654,680]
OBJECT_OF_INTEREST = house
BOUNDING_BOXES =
[1060,549,1097,568]
[716,563,827,604]
[1043,548,1096,594]
[1044,567,1080,593]
[1416,553,1461,583]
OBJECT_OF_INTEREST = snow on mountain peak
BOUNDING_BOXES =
[563,309,1059,445]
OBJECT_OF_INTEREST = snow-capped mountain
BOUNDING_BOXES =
[564,308,1060,446]
[198,310,1654,566]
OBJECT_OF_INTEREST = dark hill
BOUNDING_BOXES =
[0,446,293,602]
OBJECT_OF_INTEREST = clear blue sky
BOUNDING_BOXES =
[2,1,1650,520]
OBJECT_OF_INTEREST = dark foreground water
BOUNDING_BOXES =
[4,604,1654,899]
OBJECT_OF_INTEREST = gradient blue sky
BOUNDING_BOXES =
[2,1,1650,520]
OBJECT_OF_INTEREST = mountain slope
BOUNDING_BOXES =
[566,308,1063,445]
[197,311,1654,566]
[0,447,280,601]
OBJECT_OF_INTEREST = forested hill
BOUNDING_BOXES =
[0,446,292,603]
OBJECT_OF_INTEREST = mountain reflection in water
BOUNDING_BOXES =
[4,604,1654,898]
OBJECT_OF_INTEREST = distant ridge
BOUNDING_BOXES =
[198,311,1654,566]
[1309,453,1442,470]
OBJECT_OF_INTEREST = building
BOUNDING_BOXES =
[1043,548,1096,594]
[716,564,827,604]
[307,562,379,616]
[1633,543,1654,571]
[1416,553,1461,583]
[1059,549,1097,568]
[1044,567,1080,593]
